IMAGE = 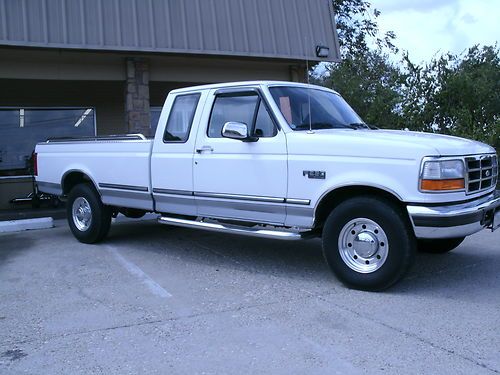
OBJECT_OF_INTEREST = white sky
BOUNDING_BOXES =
[374,0,499,63]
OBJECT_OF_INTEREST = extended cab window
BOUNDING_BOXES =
[208,93,277,138]
[163,94,200,142]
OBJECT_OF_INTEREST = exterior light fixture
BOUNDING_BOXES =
[315,45,329,58]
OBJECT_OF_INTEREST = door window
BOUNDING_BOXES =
[208,94,277,138]
[163,94,200,142]
[254,101,278,137]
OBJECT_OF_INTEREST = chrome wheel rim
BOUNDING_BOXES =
[72,197,92,231]
[338,218,388,273]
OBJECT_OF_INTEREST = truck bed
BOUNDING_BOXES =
[35,134,154,211]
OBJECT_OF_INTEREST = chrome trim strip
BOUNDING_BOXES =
[158,216,314,241]
[286,198,311,205]
[46,134,147,143]
[152,189,311,205]
[153,188,193,196]
[194,191,285,203]
[99,183,149,192]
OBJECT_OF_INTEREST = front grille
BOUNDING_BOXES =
[465,155,498,194]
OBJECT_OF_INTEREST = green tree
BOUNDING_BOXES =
[332,0,397,58]
[313,1,404,129]
[317,1,499,151]
[318,50,404,128]
[403,45,500,149]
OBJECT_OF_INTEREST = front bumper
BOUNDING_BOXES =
[407,190,500,239]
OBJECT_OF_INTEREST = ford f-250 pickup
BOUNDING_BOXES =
[34,81,500,291]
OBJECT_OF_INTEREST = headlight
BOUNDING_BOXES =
[420,159,465,192]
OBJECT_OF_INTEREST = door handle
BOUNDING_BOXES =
[196,145,214,153]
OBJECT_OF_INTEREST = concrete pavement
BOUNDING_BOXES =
[1,218,499,374]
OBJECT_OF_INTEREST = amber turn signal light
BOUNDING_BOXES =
[420,179,465,191]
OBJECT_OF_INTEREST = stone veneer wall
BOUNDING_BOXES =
[125,58,151,136]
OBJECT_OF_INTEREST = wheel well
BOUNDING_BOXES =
[314,186,405,229]
[62,171,96,195]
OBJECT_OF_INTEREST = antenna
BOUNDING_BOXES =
[305,36,313,134]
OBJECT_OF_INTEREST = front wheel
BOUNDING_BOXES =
[417,237,465,254]
[322,197,416,291]
[67,183,112,244]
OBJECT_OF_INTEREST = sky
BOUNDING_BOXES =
[374,0,500,64]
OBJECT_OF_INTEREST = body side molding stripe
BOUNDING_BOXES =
[153,188,194,196]
[285,198,311,205]
[150,188,311,206]
[99,183,149,192]
[195,191,285,203]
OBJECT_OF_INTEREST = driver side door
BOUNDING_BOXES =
[193,89,288,225]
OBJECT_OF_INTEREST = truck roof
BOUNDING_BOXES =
[170,81,338,95]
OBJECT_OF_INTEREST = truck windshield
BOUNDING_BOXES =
[269,86,367,131]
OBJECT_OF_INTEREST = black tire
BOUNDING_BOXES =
[417,237,465,254]
[322,197,416,291]
[67,183,112,244]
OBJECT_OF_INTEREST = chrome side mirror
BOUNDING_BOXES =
[222,122,258,142]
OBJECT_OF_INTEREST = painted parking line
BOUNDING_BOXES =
[107,246,172,298]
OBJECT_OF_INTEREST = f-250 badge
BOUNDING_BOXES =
[303,170,326,179]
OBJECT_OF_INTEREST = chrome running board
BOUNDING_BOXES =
[158,216,313,241]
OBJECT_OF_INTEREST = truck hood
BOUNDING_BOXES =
[287,129,495,159]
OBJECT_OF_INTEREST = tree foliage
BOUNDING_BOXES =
[333,0,397,57]
[404,46,500,149]
[316,49,404,129]
[316,0,500,150]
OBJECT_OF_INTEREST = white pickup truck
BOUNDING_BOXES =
[35,81,499,290]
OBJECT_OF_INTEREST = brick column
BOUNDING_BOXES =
[125,58,151,136]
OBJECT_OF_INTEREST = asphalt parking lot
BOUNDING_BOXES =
[1,217,499,375]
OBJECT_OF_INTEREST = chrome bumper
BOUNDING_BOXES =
[407,190,500,239]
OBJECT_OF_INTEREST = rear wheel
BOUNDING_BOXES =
[417,237,465,254]
[67,184,112,244]
[322,197,416,291]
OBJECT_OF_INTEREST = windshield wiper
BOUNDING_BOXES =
[294,122,353,130]
[346,122,370,130]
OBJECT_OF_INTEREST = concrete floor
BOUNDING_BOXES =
[0,218,499,374]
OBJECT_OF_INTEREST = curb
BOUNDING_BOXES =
[0,217,54,233]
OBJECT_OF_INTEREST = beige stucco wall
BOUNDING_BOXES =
[0,47,306,210]
[0,48,304,83]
